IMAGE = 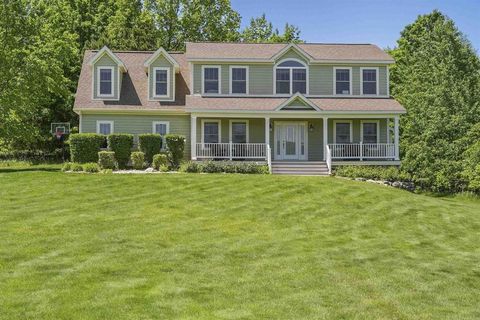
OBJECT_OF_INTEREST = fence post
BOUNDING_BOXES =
[359,141,363,161]
[229,141,233,160]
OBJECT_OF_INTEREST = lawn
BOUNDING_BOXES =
[1,167,479,319]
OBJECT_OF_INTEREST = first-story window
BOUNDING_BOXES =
[202,120,220,143]
[334,122,352,143]
[362,68,378,95]
[362,121,379,143]
[154,68,169,97]
[335,68,351,95]
[98,67,114,97]
[230,120,248,143]
[153,121,170,149]
[230,67,247,94]
[203,66,220,94]
[97,121,113,135]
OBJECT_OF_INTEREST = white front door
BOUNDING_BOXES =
[274,122,307,160]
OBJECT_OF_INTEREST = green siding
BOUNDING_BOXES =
[148,55,175,100]
[193,62,389,96]
[196,118,265,143]
[328,119,388,144]
[93,54,120,100]
[81,114,191,158]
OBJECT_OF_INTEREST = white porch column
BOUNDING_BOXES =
[265,117,270,146]
[394,115,400,160]
[323,117,328,160]
[191,115,197,160]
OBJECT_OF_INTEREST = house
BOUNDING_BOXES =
[74,42,406,174]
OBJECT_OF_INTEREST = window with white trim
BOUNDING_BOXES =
[275,60,307,95]
[335,68,351,95]
[230,120,248,143]
[97,121,113,135]
[98,67,113,96]
[203,120,220,143]
[154,68,169,97]
[153,121,170,149]
[230,67,247,94]
[335,122,351,143]
[203,66,220,94]
[362,122,378,143]
[362,68,377,95]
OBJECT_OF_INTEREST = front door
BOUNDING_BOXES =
[274,122,307,160]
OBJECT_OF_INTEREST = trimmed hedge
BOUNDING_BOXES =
[98,151,117,170]
[0,149,65,163]
[69,134,104,163]
[180,161,269,174]
[165,134,185,169]
[152,153,168,171]
[138,134,162,164]
[107,134,133,168]
[83,162,100,173]
[131,151,146,170]
[334,166,411,182]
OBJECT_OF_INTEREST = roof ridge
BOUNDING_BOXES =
[88,50,185,54]
[186,41,374,46]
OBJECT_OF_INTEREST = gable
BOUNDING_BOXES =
[275,47,309,64]
[280,97,316,110]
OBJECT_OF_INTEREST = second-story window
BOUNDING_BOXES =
[230,66,248,94]
[154,68,169,97]
[98,67,114,97]
[361,68,378,95]
[202,66,220,94]
[334,68,351,95]
[275,60,307,95]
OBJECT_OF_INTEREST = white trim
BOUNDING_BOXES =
[96,66,115,98]
[274,58,309,96]
[360,120,380,143]
[229,66,249,95]
[152,121,170,134]
[189,62,194,95]
[152,67,170,98]
[275,93,320,111]
[229,119,249,143]
[360,67,379,96]
[88,46,127,72]
[333,67,353,96]
[190,93,389,98]
[273,121,308,160]
[187,58,394,65]
[96,120,114,135]
[191,116,197,160]
[333,120,353,143]
[79,111,83,133]
[386,66,390,96]
[386,118,390,143]
[332,160,401,166]
[201,65,221,95]
[270,43,314,62]
[143,47,179,72]
[201,119,221,143]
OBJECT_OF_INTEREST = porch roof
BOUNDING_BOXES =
[186,96,406,113]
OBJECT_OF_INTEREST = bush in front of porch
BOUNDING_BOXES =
[334,166,411,183]
[180,160,269,174]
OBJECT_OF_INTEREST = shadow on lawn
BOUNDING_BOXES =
[0,167,60,173]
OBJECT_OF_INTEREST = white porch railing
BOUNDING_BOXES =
[328,143,396,160]
[325,145,332,174]
[196,143,267,160]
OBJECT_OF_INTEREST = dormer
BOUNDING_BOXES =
[88,46,126,101]
[144,48,180,102]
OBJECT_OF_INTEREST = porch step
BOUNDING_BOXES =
[271,161,330,176]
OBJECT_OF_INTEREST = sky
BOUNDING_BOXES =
[230,0,480,52]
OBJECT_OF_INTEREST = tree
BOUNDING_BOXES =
[389,10,480,192]
[241,14,302,43]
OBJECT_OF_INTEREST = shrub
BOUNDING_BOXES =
[152,153,169,171]
[159,164,169,172]
[131,151,146,170]
[0,150,64,164]
[71,163,83,172]
[69,134,104,163]
[200,160,223,173]
[138,134,162,164]
[107,134,133,168]
[62,162,72,172]
[181,160,268,174]
[98,151,117,170]
[83,162,100,173]
[334,166,411,182]
[165,134,186,169]
[462,141,480,193]
[180,161,200,173]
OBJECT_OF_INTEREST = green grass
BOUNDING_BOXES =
[1,168,479,319]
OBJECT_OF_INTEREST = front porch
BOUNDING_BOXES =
[190,115,401,172]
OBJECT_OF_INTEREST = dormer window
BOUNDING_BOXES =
[275,60,307,95]
[202,66,221,94]
[153,67,169,97]
[98,67,114,97]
